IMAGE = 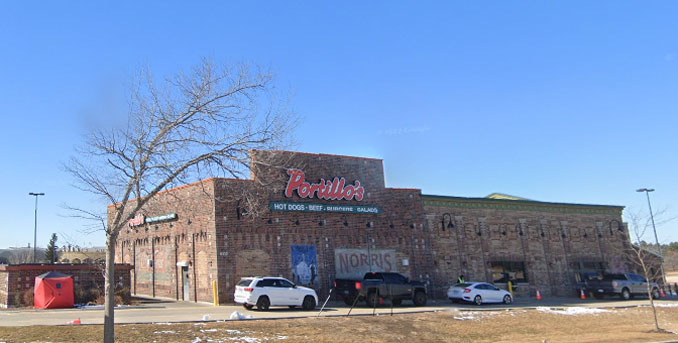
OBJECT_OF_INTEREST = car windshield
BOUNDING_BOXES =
[237,279,253,287]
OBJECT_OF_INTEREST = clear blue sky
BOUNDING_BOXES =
[1,1,676,249]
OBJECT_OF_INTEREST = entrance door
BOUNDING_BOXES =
[181,266,190,301]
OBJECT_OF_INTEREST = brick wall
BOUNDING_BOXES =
[115,179,217,303]
[112,150,650,304]
[0,264,133,308]
[423,195,631,298]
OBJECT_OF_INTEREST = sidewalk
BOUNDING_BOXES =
[1,295,676,326]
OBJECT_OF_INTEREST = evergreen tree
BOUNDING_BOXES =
[45,233,58,264]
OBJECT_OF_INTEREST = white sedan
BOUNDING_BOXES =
[234,277,318,311]
[447,282,513,305]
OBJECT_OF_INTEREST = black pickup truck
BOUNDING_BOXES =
[334,272,427,307]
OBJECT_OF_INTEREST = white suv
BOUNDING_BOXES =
[234,277,318,311]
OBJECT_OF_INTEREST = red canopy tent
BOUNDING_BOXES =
[34,271,74,309]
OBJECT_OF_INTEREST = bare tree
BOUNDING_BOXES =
[6,248,41,264]
[66,59,295,343]
[625,210,668,332]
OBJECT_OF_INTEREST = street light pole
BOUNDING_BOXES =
[29,192,45,263]
[636,188,666,285]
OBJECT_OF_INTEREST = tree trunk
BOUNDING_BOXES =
[104,233,117,343]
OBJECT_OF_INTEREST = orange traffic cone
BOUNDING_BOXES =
[661,289,666,298]
[580,289,586,300]
[536,290,542,300]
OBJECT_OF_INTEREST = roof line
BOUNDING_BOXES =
[422,194,624,209]
[252,149,383,162]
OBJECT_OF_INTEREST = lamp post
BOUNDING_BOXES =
[29,192,45,263]
[636,188,666,285]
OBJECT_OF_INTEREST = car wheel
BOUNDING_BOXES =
[343,296,355,306]
[243,304,253,310]
[413,291,427,306]
[366,292,379,307]
[474,295,482,305]
[392,299,402,306]
[302,296,316,310]
[652,288,660,299]
[256,296,270,311]
[503,295,512,305]
[288,306,296,309]
[621,288,631,300]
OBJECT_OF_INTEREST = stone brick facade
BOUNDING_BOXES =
[113,150,646,304]
[0,264,133,308]
[422,195,630,298]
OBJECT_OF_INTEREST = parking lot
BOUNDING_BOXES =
[1,295,677,326]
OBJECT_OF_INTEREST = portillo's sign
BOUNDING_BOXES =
[284,169,364,201]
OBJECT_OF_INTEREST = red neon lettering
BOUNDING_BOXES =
[284,169,305,197]
[284,169,365,201]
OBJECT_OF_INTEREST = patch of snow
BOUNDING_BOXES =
[153,331,176,334]
[226,337,260,343]
[192,337,203,343]
[155,322,174,325]
[454,313,476,321]
[536,307,610,315]
[201,329,217,333]
[194,323,207,326]
[655,303,678,308]
[226,329,243,334]
[229,311,254,320]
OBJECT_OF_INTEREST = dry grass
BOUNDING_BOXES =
[1,306,678,342]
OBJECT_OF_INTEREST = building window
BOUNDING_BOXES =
[490,261,527,283]
[570,261,606,283]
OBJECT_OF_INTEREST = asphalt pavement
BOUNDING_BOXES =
[1,295,677,327]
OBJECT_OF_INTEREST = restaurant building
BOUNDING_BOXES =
[113,150,634,303]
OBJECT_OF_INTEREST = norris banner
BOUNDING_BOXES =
[334,249,396,279]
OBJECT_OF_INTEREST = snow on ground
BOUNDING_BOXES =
[153,330,176,334]
[655,303,678,308]
[188,329,289,343]
[453,311,501,321]
[536,307,610,315]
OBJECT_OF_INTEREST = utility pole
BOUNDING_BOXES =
[636,188,666,285]
[29,192,45,263]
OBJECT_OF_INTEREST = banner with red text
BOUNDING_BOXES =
[334,249,396,279]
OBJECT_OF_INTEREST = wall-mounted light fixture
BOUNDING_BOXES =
[441,213,454,231]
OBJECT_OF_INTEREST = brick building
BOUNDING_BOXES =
[0,264,133,308]
[114,150,638,304]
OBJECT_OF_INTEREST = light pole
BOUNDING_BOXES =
[636,188,666,284]
[29,192,45,263]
